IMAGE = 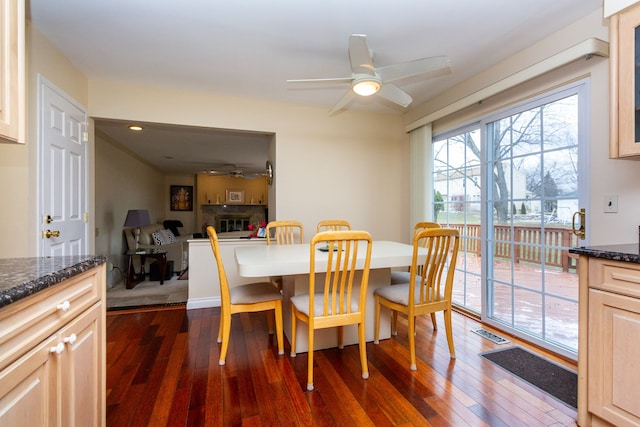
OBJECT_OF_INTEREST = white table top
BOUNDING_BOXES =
[235,240,418,277]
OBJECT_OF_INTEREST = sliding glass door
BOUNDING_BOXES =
[433,80,587,356]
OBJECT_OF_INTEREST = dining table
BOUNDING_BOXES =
[235,240,423,353]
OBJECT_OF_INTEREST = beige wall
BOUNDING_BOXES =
[88,81,407,244]
[94,131,166,281]
[0,23,89,257]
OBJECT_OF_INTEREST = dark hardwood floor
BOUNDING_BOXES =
[106,306,578,426]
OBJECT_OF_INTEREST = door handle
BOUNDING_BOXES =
[572,208,586,240]
[45,229,61,239]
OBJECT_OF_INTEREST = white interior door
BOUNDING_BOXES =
[39,79,88,256]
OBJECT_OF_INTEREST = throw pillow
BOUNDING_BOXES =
[151,230,167,245]
[162,229,177,243]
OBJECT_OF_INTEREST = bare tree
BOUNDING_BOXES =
[434,96,578,223]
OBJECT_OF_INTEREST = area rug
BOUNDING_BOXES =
[106,277,188,311]
[480,346,577,408]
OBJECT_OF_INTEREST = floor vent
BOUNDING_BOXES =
[472,328,510,344]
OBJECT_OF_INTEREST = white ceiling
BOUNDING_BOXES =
[29,0,603,174]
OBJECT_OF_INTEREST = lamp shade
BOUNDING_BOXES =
[124,210,151,228]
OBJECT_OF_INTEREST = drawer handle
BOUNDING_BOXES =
[56,300,71,312]
[50,342,64,355]
[611,272,640,284]
[64,333,77,345]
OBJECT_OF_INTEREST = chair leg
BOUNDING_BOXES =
[217,306,224,344]
[307,324,314,391]
[338,326,344,349]
[374,297,380,344]
[408,313,417,371]
[392,311,398,336]
[274,303,284,356]
[290,305,297,357]
[218,311,232,366]
[358,321,369,379]
[267,310,274,334]
[430,312,438,330]
[444,308,456,359]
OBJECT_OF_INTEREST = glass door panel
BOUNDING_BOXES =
[484,89,583,356]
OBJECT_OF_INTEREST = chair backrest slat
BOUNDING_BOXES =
[310,230,372,318]
[409,228,460,307]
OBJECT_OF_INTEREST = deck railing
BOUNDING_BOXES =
[447,224,579,272]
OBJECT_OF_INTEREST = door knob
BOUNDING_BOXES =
[45,229,61,238]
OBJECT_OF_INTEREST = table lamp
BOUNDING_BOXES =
[124,209,151,252]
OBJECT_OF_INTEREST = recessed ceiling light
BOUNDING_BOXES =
[128,125,143,131]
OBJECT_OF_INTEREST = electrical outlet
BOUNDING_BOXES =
[604,194,618,213]
[107,262,114,271]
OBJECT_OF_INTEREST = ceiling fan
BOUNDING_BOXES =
[202,161,273,185]
[287,34,451,113]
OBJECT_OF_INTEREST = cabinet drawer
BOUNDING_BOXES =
[589,258,640,299]
[0,266,102,371]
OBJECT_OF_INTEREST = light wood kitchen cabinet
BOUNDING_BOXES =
[579,257,640,426]
[0,0,25,144]
[0,265,105,427]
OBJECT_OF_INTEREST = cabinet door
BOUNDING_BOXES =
[0,334,58,427]
[589,289,640,426]
[611,4,640,157]
[59,302,103,427]
[0,0,25,143]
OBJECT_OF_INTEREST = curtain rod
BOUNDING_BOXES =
[405,38,609,133]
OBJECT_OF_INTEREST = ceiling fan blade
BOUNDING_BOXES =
[286,77,353,84]
[349,34,375,76]
[202,170,228,176]
[330,89,357,113]
[377,83,412,108]
[377,56,451,82]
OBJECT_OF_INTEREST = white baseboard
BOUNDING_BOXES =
[186,296,221,310]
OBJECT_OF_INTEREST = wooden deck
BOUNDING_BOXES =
[452,252,579,351]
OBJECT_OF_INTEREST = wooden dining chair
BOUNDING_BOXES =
[374,228,460,370]
[316,219,351,232]
[206,226,284,365]
[390,221,441,285]
[266,220,304,245]
[290,230,373,391]
[390,222,443,331]
[265,220,304,289]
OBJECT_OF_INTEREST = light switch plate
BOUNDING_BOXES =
[604,194,618,213]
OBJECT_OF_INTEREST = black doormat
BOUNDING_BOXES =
[480,346,577,408]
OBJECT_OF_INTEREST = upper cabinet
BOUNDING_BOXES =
[0,0,25,144]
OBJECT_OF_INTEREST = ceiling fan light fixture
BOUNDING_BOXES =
[352,77,381,96]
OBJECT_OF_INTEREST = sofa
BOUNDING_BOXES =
[124,222,191,273]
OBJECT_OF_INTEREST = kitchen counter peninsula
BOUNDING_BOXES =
[569,243,640,263]
[570,243,640,427]
[0,254,107,425]
[0,255,106,308]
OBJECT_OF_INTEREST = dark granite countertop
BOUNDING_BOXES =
[0,255,106,309]
[569,243,640,264]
